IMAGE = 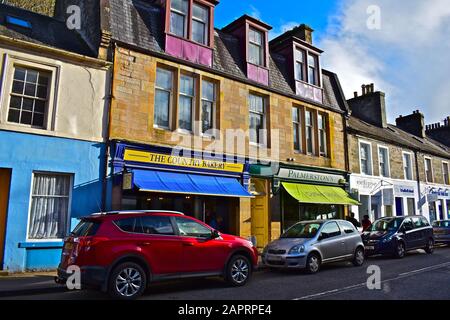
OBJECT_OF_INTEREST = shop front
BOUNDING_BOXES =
[110,142,253,236]
[420,185,450,223]
[251,164,358,242]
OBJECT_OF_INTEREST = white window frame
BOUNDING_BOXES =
[25,171,73,242]
[292,106,302,152]
[154,67,174,130]
[359,140,373,176]
[424,157,434,183]
[248,93,267,146]
[170,0,189,38]
[305,109,315,155]
[177,73,196,134]
[191,2,209,46]
[318,112,328,157]
[377,145,390,178]
[294,47,306,82]
[402,151,414,181]
[442,161,449,185]
[0,55,58,133]
[200,79,216,137]
[248,27,264,67]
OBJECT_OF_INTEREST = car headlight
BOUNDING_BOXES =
[289,245,305,254]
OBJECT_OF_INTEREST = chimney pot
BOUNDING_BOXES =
[354,92,358,98]
[362,85,366,95]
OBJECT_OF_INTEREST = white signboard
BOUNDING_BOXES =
[278,168,345,184]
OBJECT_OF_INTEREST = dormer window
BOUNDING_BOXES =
[248,27,264,66]
[294,48,306,82]
[308,52,319,86]
[170,0,189,38]
[192,3,209,45]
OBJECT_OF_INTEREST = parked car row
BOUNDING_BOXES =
[56,211,449,299]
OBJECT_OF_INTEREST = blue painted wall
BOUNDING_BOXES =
[0,130,105,272]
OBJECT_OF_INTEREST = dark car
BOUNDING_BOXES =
[55,211,258,299]
[432,220,450,245]
[362,216,434,258]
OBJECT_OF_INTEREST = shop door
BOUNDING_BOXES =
[0,169,11,269]
[251,180,269,250]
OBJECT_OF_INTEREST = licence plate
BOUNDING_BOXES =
[269,255,282,261]
[365,246,375,250]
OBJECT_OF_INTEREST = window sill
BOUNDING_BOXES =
[19,241,64,249]
[165,32,213,50]
[295,79,323,90]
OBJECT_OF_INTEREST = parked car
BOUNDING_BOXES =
[262,220,365,274]
[56,211,258,299]
[432,220,450,245]
[362,216,434,258]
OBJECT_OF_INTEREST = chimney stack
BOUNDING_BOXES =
[396,110,426,138]
[348,84,387,128]
[293,24,314,44]
[425,116,450,147]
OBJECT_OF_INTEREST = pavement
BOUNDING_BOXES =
[1,246,449,300]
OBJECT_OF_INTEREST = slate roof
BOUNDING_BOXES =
[348,117,450,159]
[107,0,347,113]
[0,4,94,57]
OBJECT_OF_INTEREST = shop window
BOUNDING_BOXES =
[424,158,433,183]
[378,146,390,178]
[305,110,315,155]
[8,66,50,128]
[248,27,264,66]
[292,107,302,152]
[28,172,72,240]
[359,142,373,175]
[249,93,267,145]
[201,79,216,135]
[318,113,328,157]
[403,152,413,180]
[443,162,449,185]
[154,67,174,129]
[178,74,196,132]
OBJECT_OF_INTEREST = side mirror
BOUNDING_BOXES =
[210,230,221,240]
[318,233,328,241]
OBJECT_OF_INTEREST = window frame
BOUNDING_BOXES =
[248,27,265,67]
[305,109,315,155]
[359,140,373,176]
[169,0,189,38]
[200,78,216,136]
[177,73,196,133]
[0,56,58,133]
[292,106,303,153]
[154,66,175,130]
[317,112,328,157]
[424,157,434,183]
[26,171,73,242]
[248,93,267,146]
[402,151,414,181]
[294,47,306,82]
[292,43,322,88]
[442,161,449,185]
[377,145,391,178]
[191,2,210,46]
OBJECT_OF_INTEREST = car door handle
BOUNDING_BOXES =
[139,242,151,246]
[183,242,195,246]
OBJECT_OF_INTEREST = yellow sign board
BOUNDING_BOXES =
[124,149,244,173]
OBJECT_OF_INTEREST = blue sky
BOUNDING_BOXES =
[214,0,450,125]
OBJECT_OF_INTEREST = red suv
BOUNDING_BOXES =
[56,211,258,299]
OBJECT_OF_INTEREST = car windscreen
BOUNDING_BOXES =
[281,222,322,239]
[368,218,402,232]
[71,219,101,237]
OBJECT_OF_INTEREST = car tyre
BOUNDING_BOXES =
[226,255,251,287]
[108,262,147,300]
[352,247,365,267]
[394,241,406,259]
[305,253,321,274]
[425,238,434,254]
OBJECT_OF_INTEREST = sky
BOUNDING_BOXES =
[214,0,450,124]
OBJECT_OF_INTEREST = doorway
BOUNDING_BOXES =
[0,169,11,269]
[250,179,269,250]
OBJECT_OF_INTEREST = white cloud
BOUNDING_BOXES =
[318,0,450,123]
[249,5,262,20]
[269,21,301,40]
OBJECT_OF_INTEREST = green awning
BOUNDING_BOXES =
[282,182,360,205]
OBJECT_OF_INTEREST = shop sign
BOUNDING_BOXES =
[123,149,244,173]
[278,168,345,185]
[430,188,450,198]
[394,185,415,197]
[352,177,379,194]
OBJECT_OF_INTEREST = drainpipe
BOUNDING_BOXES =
[413,150,422,215]
[101,42,115,212]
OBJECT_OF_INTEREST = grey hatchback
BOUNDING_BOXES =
[262,220,365,273]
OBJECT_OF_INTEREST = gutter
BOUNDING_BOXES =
[0,35,111,69]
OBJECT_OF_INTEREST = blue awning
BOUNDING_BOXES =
[132,170,253,198]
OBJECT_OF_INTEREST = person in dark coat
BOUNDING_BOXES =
[346,212,361,228]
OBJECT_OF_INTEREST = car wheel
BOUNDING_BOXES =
[226,255,251,287]
[305,253,321,274]
[108,262,147,300]
[425,238,434,254]
[394,241,405,259]
[352,247,365,267]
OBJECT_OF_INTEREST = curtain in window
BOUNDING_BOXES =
[28,174,71,239]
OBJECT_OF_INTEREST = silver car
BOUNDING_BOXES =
[262,220,365,273]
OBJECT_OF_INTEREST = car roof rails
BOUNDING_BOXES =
[91,210,185,216]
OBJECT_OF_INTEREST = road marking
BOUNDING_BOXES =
[293,261,450,300]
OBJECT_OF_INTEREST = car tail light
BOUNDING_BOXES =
[82,236,108,252]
